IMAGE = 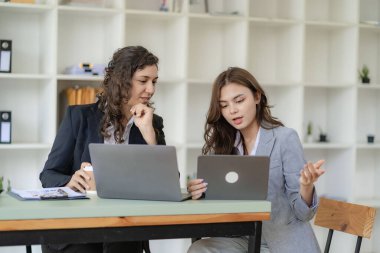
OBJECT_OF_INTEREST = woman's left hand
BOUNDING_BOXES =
[130,103,156,144]
[299,160,325,187]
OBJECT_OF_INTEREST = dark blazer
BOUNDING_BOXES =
[40,102,166,188]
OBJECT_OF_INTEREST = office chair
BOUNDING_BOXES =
[314,197,376,253]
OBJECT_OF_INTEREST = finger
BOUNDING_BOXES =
[188,182,207,193]
[192,193,203,200]
[302,167,311,182]
[191,187,207,199]
[76,169,90,180]
[72,172,90,189]
[72,181,87,193]
[306,162,318,180]
[187,178,204,188]
[313,160,325,170]
[80,162,92,170]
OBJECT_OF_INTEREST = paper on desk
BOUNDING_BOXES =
[10,187,87,200]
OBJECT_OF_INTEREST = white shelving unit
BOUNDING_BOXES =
[1,0,380,252]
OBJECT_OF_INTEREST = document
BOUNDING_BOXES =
[10,187,88,200]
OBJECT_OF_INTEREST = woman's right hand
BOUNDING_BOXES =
[65,162,91,193]
[187,179,208,200]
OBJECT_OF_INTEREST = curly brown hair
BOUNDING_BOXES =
[98,46,159,143]
[202,67,283,155]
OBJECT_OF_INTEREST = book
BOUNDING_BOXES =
[9,187,88,200]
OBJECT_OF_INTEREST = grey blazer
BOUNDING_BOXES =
[257,126,321,253]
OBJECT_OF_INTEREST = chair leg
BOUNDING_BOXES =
[354,236,362,253]
[324,229,334,253]
[26,245,32,253]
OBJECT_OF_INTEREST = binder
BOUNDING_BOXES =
[0,40,12,73]
[0,111,11,144]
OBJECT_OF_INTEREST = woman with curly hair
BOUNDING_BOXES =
[40,45,164,253]
[187,67,325,253]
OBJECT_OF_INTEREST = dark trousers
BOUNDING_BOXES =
[42,241,150,253]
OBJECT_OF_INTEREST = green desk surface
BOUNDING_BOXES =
[0,193,271,220]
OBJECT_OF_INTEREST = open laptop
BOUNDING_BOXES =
[197,155,270,200]
[89,144,191,201]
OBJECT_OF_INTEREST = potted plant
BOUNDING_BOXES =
[319,127,328,142]
[367,134,375,144]
[306,121,313,143]
[359,65,370,84]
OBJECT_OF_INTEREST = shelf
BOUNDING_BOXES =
[0,73,52,80]
[57,74,103,81]
[0,2,52,13]
[303,143,352,149]
[356,143,380,149]
[0,143,51,150]
[58,5,120,16]
[304,82,355,88]
[305,21,356,29]
[357,84,380,89]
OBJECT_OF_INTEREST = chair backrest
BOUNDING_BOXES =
[315,197,376,253]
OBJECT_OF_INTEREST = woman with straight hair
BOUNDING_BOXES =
[187,67,325,253]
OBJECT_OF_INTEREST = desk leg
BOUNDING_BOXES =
[26,245,32,253]
[248,221,262,253]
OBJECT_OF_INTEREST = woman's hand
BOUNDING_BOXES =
[65,162,92,193]
[187,179,208,200]
[299,160,325,187]
[130,103,156,144]
[299,160,325,206]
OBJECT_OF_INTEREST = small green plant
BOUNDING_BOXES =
[359,65,370,83]
[7,179,11,192]
[307,121,313,135]
[0,176,3,194]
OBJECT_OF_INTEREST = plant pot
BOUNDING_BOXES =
[362,77,370,84]
[319,134,327,142]
[367,135,375,143]
[306,135,313,143]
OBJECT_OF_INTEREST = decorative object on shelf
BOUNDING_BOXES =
[0,40,12,73]
[159,0,169,12]
[64,63,105,76]
[306,121,313,143]
[0,176,3,195]
[8,0,35,3]
[0,111,12,144]
[319,127,328,142]
[359,64,370,84]
[367,134,375,144]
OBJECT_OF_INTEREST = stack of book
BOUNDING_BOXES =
[65,86,101,106]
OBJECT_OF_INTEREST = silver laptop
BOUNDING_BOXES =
[197,155,270,200]
[89,144,190,201]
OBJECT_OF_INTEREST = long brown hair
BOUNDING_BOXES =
[202,67,283,155]
[98,46,159,143]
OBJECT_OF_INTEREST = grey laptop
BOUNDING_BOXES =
[89,144,190,201]
[197,155,270,200]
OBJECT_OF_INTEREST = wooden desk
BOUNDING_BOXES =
[0,194,271,253]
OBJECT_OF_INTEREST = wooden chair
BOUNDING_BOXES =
[314,197,376,253]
